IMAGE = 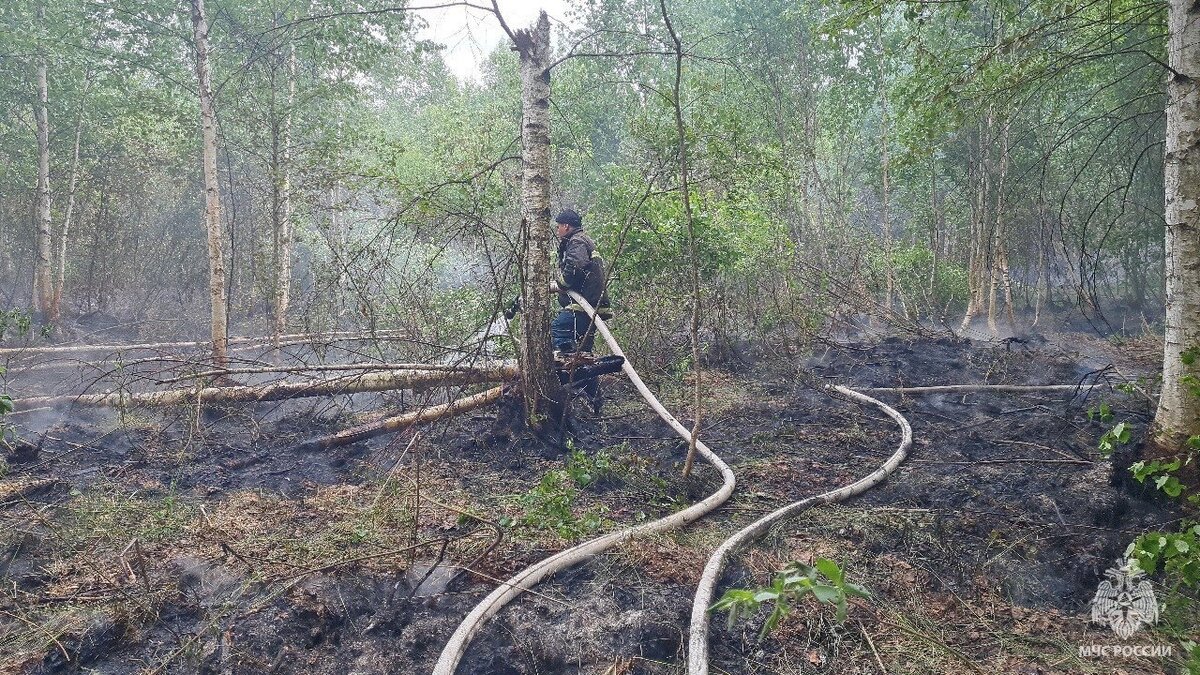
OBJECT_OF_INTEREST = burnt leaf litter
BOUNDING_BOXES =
[0,333,1188,674]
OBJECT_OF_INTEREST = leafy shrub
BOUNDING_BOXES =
[505,462,610,540]
[1100,349,1200,672]
[867,244,969,315]
[0,309,32,341]
[711,558,871,638]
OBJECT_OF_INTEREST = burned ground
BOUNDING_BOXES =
[0,332,1189,674]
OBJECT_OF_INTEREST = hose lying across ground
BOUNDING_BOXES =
[686,386,913,674]
[432,292,738,675]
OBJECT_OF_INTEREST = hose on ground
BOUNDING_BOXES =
[432,291,737,675]
[687,385,913,675]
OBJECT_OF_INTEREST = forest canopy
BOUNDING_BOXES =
[0,0,1172,343]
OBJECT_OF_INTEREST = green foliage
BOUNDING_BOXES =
[868,244,969,313]
[1087,402,1114,423]
[711,558,871,638]
[1098,421,1131,458]
[1107,352,1200,663]
[1130,457,1187,497]
[0,309,32,342]
[1180,641,1200,675]
[565,448,615,488]
[1128,524,1200,586]
[505,462,610,541]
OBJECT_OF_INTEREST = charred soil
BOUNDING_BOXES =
[0,332,1186,674]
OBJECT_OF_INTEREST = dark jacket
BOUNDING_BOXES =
[557,229,610,314]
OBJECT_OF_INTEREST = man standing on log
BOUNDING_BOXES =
[552,208,611,413]
[552,208,610,355]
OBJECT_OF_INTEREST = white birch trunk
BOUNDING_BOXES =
[190,0,228,367]
[33,4,53,322]
[987,119,1010,335]
[16,366,517,409]
[513,13,563,432]
[53,69,94,328]
[273,41,296,347]
[1154,0,1200,447]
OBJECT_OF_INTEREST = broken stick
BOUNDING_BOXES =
[296,385,504,452]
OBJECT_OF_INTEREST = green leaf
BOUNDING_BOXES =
[811,584,841,604]
[834,596,849,623]
[754,590,780,603]
[1114,422,1131,444]
[1162,477,1184,498]
[815,558,844,585]
[762,604,788,637]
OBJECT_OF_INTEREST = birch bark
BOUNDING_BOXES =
[190,0,228,367]
[1154,0,1200,447]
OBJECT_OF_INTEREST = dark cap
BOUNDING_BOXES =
[554,209,582,229]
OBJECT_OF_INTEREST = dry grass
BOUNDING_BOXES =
[694,506,1172,675]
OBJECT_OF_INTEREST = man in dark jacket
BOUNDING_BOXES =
[551,208,611,355]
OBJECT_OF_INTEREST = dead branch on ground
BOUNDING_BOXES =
[14,366,516,409]
[296,385,504,452]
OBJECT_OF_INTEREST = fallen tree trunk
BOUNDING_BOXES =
[12,334,425,374]
[14,366,517,409]
[295,385,505,452]
[153,360,516,386]
[0,329,409,358]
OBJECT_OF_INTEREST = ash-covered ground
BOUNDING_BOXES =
[0,330,1186,674]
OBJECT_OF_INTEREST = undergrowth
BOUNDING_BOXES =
[1094,347,1200,672]
[502,447,618,540]
[711,558,870,638]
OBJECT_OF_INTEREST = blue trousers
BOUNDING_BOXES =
[551,309,596,352]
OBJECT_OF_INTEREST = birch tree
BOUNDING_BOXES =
[189,0,227,366]
[32,1,53,323]
[510,11,564,433]
[272,36,296,348]
[1153,0,1200,449]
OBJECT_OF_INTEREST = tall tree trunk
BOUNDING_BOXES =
[1153,0,1200,449]
[929,164,939,302]
[961,117,992,331]
[273,35,296,347]
[660,0,704,477]
[33,2,53,324]
[512,12,563,434]
[190,0,228,367]
[1033,202,1047,326]
[878,10,894,313]
[987,119,1010,335]
[53,68,94,329]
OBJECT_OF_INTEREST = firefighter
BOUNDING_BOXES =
[503,209,612,413]
[551,208,611,356]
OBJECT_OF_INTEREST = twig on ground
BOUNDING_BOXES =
[991,439,1091,462]
[859,620,888,674]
